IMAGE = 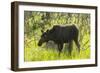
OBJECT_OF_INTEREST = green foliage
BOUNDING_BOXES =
[24,11,90,61]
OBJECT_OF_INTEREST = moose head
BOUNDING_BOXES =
[38,30,50,46]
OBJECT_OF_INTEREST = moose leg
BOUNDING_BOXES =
[74,39,80,52]
[68,41,73,56]
[58,44,63,56]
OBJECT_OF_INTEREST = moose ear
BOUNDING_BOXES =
[41,30,44,33]
[46,29,49,32]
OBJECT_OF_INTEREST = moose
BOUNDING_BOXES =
[38,25,80,55]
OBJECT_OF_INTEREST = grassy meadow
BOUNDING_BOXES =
[24,11,90,61]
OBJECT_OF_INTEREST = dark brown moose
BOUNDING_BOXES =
[38,25,80,55]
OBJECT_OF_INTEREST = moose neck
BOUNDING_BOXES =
[48,34,56,43]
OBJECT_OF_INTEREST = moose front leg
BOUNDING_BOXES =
[58,43,63,56]
[68,41,73,56]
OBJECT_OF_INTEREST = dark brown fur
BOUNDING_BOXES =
[38,25,80,55]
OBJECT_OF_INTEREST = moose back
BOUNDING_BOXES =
[38,25,80,55]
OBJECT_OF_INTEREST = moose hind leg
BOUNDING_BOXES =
[74,39,80,52]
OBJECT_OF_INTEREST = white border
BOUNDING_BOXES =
[18,5,96,68]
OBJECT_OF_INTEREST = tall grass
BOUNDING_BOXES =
[24,37,90,62]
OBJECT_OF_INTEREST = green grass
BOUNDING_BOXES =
[24,37,90,61]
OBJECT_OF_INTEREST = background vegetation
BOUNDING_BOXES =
[24,11,90,61]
